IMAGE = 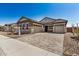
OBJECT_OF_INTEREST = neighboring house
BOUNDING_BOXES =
[3,16,68,34]
[0,25,4,31]
[4,23,17,32]
[40,17,68,33]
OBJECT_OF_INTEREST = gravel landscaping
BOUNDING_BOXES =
[63,33,79,56]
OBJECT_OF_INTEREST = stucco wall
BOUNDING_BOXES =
[30,26,43,33]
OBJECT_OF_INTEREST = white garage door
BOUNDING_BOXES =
[54,25,64,33]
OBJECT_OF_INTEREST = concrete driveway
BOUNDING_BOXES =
[0,35,59,56]
[17,33,64,55]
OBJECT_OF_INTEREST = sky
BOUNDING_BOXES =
[0,3,79,27]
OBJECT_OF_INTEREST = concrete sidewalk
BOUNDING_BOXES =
[0,35,59,56]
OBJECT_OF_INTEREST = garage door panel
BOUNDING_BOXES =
[54,26,64,33]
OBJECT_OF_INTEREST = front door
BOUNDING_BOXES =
[45,26,48,32]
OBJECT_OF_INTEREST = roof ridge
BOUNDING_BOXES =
[40,17,56,22]
[44,17,55,20]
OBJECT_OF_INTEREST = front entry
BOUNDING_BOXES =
[45,26,48,32]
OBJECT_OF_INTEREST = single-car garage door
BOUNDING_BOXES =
[54,25,65,33]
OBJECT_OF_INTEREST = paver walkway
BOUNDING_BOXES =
[0,35,59,56]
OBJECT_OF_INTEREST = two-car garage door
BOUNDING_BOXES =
[54,25,65,33]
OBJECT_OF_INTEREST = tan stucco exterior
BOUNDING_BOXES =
[3,16,68,34]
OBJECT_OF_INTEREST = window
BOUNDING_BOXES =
[24,23,29,30]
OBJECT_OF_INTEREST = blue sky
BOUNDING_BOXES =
[0,3,79,27]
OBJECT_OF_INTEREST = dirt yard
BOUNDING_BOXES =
[15,33,64,55]
[0,31,28,38]
[63,33,79,56]
[1,31,79,56]
[0,31,64,55]
[0,35,59,56]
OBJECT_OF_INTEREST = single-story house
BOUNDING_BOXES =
[3,16,68,34]
[40,17,68,33]
[4,16,43,34]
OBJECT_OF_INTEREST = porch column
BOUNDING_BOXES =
[64,24,66,33]
[18,26,21,36]
[42,25,44,32]
[53,24,55,33]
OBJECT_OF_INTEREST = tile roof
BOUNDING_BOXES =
[40,17,55,23]
[40,17,68,24]
[17,16,42,24]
